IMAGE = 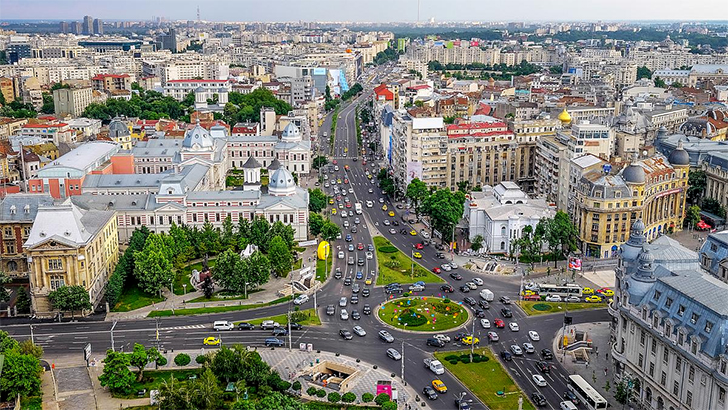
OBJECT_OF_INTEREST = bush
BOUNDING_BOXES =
[292,381,302,391]
[174,353,191,366]
[378,245,398,253]
[362,392,374,403]
[382,402,397,410]
[316,389,327,398]
[156,356,167,367]
[278,381,292,391]
[341,392,356,403]
[307,387,318,396]
[327,392,341,403]
[444,355,458,361]
[449,360,458,365]
[195,355,207,365]
[374,392,391,406]
[442,298,450,304]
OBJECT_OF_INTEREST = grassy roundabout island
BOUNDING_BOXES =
[378,296,469,332]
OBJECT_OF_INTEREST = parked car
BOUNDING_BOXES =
[545,295,562,302]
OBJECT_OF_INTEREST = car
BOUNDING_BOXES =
[351,226,358,234]
[260,320,280,330]
[379,198,385,203]
[422,386,438,400]
[340,309,349,320]
[494,319,505,328]
[347,244,355,252]
[480,319,491,328]
[363,304,372,315]
[366,200,373,208]
[478,300,490,310]
[288,323,303,330]
[414,243,424,250]
[265,337,284,347]
[450,262,459,269]
[350,295,359,304]
[271,327,288,336]
[203,336,221,346]
[338,203,344,209]
[472,278,484,286]
[510,345,523,355]
[526,331,540,341]
[487,331,499,342]
[365,276,373,285]
[582,287,594,295]
[432,267,442,274]
[532,374,547,387]
[459,285,470,293]
[347,257,354,265]
[383,219,391,226]
[466,282,477,290]
[597,288,615,297]
[474,309,486,318]
[328,198,334,205]
[345,234,352,242]
[461,336,479,345]
[424,336,445,347]
[366,251,373,260]
[440,284,454,293]
[368,188,374,194]
[357,257,364,266]
[450,272,463,280]
[409,284,425,292]
[441,264,452,271]
[565,295,581,303]
[326,305,335,316]
[237,322,254,330]
[464,297,477,306]
[524,282,539,291]
[356,271,363,279]
[352,326,366,337]
[413,252,422,259]
[509,322,520,331]
[545,295,562,302]
[386,348,402,360]
[343,220,350,228]
[563,390,580,405]
[536,361,551,374]
[338,251,345,260]
[389,228,397,234]
[339,297,348,307]
[408,230,416,236]
[351,310,361,320]
[585,295,603,303]
[541,349,554,360]
[357,243,364,250]
[500,296,511,304]
[432,379,447,393]
[388,211,395,217]
[340,329,353,340]
[362,288,370,297]
[436,252,446,259]
[331,208,337,215]
[368,244,375,252]
[521,290,536,296]
[379,330,395,343]
[293,294,309,305]
[344,277,352,286]
[382,204,388,211]
[500,351,513,361]
[531,392,547,407]
[501,308,513,318]
[433,334,451,343]
[523,342,535,354]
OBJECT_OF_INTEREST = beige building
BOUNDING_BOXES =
[53,86,93,118]
[0,77,15,104]
[24,202,118,317]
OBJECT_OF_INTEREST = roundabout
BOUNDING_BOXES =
[377,296,469,332]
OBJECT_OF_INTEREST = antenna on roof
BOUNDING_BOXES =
[197,6,201,22]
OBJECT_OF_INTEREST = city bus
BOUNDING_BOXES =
[537,283,583,298]
[567,375,607,410]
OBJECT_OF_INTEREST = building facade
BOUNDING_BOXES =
[53,86,93,118]
[0,194,55,277]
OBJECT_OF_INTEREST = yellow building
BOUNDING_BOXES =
[24,202,118,317]
[573,148,689,258]
[27,142,60,160]
[107,118,133,150]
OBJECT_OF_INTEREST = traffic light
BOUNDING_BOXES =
[564,316,573,325]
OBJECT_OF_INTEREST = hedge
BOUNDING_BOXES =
[378,245,398,253]
[174,353,191,366]
[195,355,207,364]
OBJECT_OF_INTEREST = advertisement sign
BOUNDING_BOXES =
[568,257,582,271]
[313,68,327,76]
[406,161,423,184]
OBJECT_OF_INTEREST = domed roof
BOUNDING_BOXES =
[281,122,301,142]
[108,118,130,138]
[558,109,571,124]
[668,141,690,166]
[242,156,261,169]
[622,163,646,184]
[657,126,668,138]
[268,158,282,171]
[194,86,206,93]
[268,167,297,196]
[631,219,645,232]
[182,120,214,150]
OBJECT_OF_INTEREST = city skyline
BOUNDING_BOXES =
[0,0,726,23]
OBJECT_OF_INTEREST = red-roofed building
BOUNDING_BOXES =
[232,122,260,136]
[18,123,76,145]
[373,83,395,108]
[92,73,132,93]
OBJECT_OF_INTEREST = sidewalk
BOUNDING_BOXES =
[106,245,321,321]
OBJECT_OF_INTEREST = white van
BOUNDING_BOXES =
[213,321,234,331]
[294,294,309,305]
[559,401,578,410]
[479,289,494,301]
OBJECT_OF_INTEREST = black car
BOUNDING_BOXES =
[436,252,446,259]
[500,308,513,318]
[450,272,463,280]
[400,228,408,235]
[272,327,288,336]
[474,309,486,318]
[453,332,469,342]
[563,390,580,405]
[440,284,454,293]
[339,329,353,340]
[265,337,284,347]
[459,284,470,292]
[351,310,361,320]
[464,297,477,306]
[478,300,490,309]
[288,323,303,330]
[363,304,372,315]
[351,295,359,304]
[393,220,400,226]
[500,351,513,361]
[422,386,438,400]
[385,286,403,294]
[426,337,445,347]
[362,288,370,297]
[531,392,547,407]
[536,361,551,373]
[237,322,254,330]
[436,244,445,250]
[541,349,554,360]
[334,270,342,279]
[344,277,352,286]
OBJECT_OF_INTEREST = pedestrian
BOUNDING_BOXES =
[586,361,589,368]
[606,353,609,360]
[604,368,608,376]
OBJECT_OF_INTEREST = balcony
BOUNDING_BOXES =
[607,302,619,318]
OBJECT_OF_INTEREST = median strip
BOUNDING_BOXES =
[147,295,292,317]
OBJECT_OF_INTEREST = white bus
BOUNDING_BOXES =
[567,375,607,410]
[538,283,583,298]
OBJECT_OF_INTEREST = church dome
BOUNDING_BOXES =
[268,167,297,196]
[281,122,301,142]
[632,219,645,233]
[622,163,646,184]
[558,109,571,124]
[668,141,690,166]
[242,156,261,169]
[268,158,282,171]
[108,118,130,138]
[183,120,214,150]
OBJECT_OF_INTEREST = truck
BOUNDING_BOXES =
[424,358,445,375]
[354,202,362,215]
[479,289,494,302]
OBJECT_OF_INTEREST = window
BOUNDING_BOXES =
[48,258,63,270]
[678,305,685,316]
[687,391,692,406]
[654,290,662,301]
[639,353,644,367]
[666,323,672,336]
[641,330,646,346]
[652,339,657,354]
[666,298,673,308]
[676,356,682,372]
[705,321,714,334]
[689,366,695,382]
[663,349,669,363]
[674,381,680,396]
[691,313,699,324]
[691,340,698,355]
[661,371,667,386]
[720,387,726,403]
[649,362,655,377]
[679,332,685,345]
[50,275,64,290]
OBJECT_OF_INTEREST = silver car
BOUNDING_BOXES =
[353,325,366,337]
[339,297,347,307]
[386,348,402,360]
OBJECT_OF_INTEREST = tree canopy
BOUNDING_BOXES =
[48,285,92,320]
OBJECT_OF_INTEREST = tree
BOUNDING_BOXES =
[189,368,224,410]
[687,170,706,205]
[549,65,563,75]
[268,221,296,252]
[341,392,356,403]
[212,249,246,294]
[685,205,701,228]
[134,234,174,295]
[309,213,325,237]
[543,211,578,267]
[374,392,391,406]
[174,353,191,366]
[307,386,318,396]
[0,350,42,399]
[361,392,374,403]
[0,271,10,303]
[702,198,726,218]
[19,339,43,359]
[0,330,19,353]
[637,66,652,79]
[129,343,160,381]
[268,236,293,277]
[242,251,271,287]
[654,76,667,88]
[422,189,465,242]
[471,235,484,252]
[308,188,328,213]
[169,223,194,266]
[211,346,240,383]
[157,376,194,410]
[671,81,684,88]
[98,349,136,395]
[328,392,341,403]
[406,178,429,220]
[202,276,214,298]
[320,219,341,242]
[312,156,328,169]
[48,285,92,320]
[221,216,237,251]
[15,285,31,314]
[249,217,271,250]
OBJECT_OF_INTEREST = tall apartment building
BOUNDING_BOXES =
[82,16,94,35]
[91,74,132,93]
[92,18,104,35]
[53,86,93,118]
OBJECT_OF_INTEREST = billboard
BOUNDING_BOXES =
[406,161,423,184]
[568,257,582,271]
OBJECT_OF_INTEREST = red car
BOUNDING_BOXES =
[414,243,424,250]
[494,319,505,328]
[332,160,338,165]
[362,160,367,165]
[357,243,364,251]
[346,203,352,208]
[344,178,349,184]
[432,267,442,274]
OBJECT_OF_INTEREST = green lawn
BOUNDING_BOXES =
[293,258,303,271]
[112,286,165,312]
[516,300,607,316]
[112,369,202,399]
[238,308,321,326]
[377,297,467,332]
[147,296,292,317]
[316,258,331,282]
[373,236,443,285]
[435,349,536,410]
[186,288,263,303]
[174,258,217,295]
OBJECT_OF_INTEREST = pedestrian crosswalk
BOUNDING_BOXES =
[161,324,206,331]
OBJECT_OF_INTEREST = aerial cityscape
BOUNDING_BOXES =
[0,2,727,410]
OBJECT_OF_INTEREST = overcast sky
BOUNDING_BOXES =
[1,0,725,22]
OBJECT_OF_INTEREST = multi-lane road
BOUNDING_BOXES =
[2,69,609,410]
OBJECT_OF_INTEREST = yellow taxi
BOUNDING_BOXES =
[598,288,614,297]
[585,295,603,303]
[329,198,335,205]
[344,148,348,153]
[331,208,337,215]
[367,174,373,179]
[388,211,395,217]
[382,205,388,211]
[337,179,342,184]
[413,252,422,259]
[521,290,536,296]
[203,336,221,346]
[582,287,595,295]
[461,336,479,345]
[409,230,417,236]
[432,379,447,393]
[365,277,373,285]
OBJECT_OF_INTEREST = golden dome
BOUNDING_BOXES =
[558,108,572,123]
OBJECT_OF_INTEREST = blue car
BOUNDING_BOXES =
[414,281,425,287]
[356,271,363,279]
[345,234,353,242]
